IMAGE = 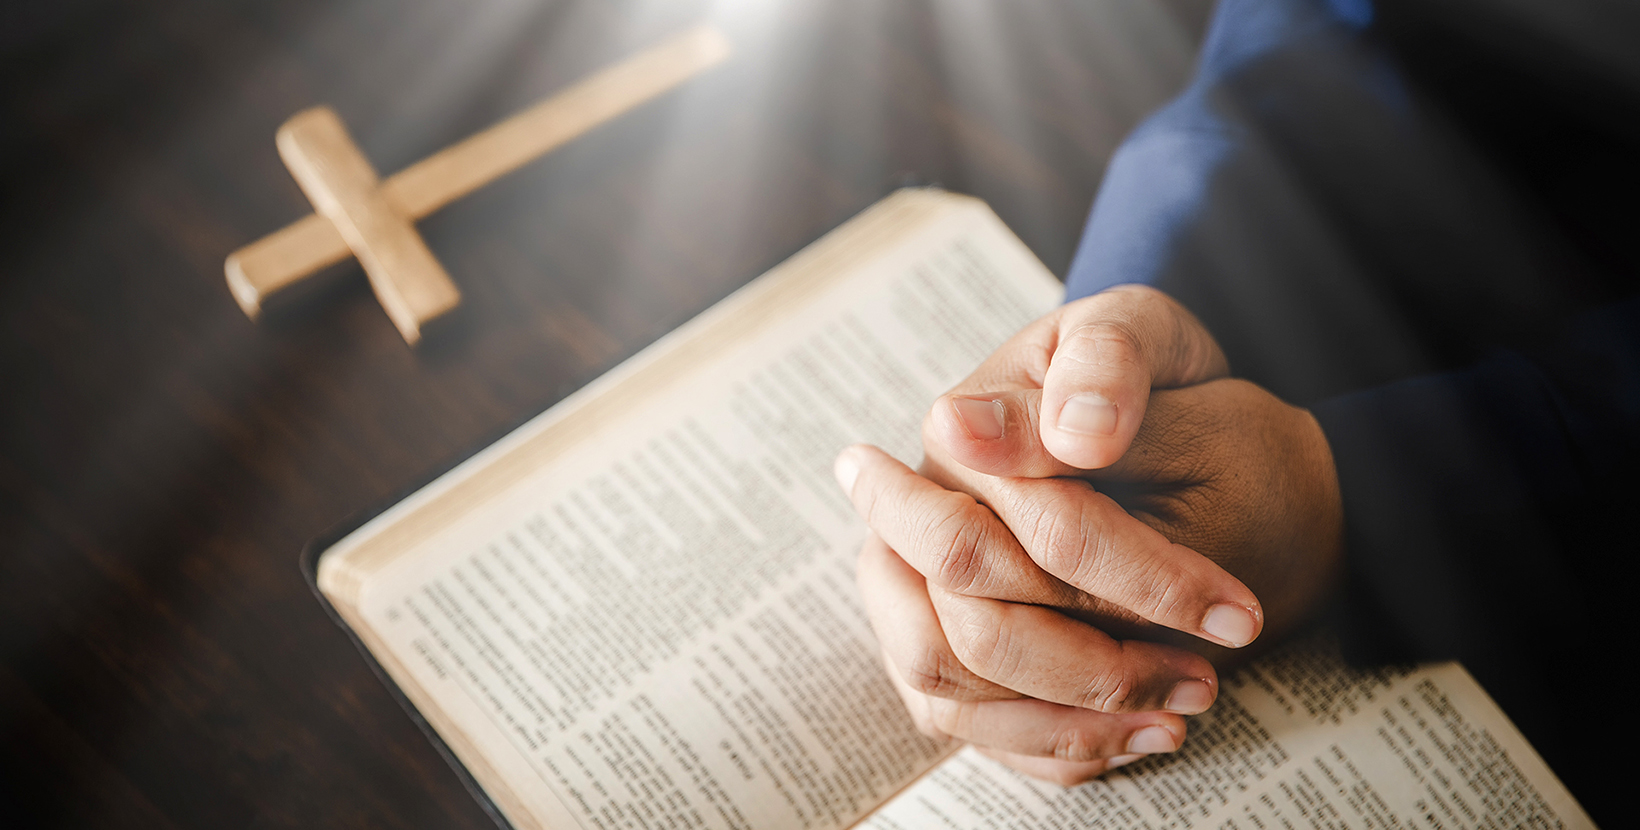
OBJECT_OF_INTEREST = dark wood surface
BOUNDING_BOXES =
[0,1,1210,826]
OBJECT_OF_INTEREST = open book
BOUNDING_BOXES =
[311,189,1596,830]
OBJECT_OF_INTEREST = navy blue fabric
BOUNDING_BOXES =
[1060,0,1640,820]
[1065,0,1381,302]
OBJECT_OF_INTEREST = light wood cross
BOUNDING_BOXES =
[226,25,731,344]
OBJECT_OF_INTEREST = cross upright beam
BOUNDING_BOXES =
[277,106,460,343]
[225,25,731,343]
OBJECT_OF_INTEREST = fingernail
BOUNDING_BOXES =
[1203,603,1259,648]
[1107,754,1144,769]
[951,396,1005,440]
[1057,394,1118,436]
[1127,726,1177,754]
[1165,679,1213,714]
[833,448,862,494]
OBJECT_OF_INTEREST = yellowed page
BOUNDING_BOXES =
[865,637,1597,830]
[322,190,1064,829]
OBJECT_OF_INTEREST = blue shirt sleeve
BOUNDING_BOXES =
[1059,0,1640,820]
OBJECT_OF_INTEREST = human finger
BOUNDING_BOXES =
[927,384,1233,493]
[976,746,1151,786]
[969,470,1264,649]
[857,533,1019,701]
[835,443,1078,605]
[885,665,1186,764]
[839,441,1262,649]
[927,586,1218,714]
[1038,285,1227,470]
[925,387,1076,480]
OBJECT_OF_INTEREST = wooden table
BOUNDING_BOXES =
[0,0,1209,825]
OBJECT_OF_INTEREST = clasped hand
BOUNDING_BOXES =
[833,285,1344,783]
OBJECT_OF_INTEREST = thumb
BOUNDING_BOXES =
[927,388,1073,480]
[1038,285,1227,470]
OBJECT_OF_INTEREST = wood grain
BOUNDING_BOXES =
[277,106,462,343]
[224,25,731,318]
[0,0,1211,826]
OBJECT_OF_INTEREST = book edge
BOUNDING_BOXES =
[308,186,1041,830]
[316,187,976,605]
[301,539,525,830]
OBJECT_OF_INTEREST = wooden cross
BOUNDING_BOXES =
[226,25,730,344]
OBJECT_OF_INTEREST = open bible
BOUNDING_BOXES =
[310,189,1596,829]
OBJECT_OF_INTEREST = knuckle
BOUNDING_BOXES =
[1108,283,1166,305]
[945,605,1013,679]
[919,500,993,593]
[1015,339,1055,387]
[1033,490,1195,628]
[1026,501,1094,580]
[857,472,921,529]
[1128,558,1195,624]
[900,647,970,699]
[1049,726,1102,764]
[1059,320,1145,373]
[1022,485,1112,587]
[1078,661,1135,713]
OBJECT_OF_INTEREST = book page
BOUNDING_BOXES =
[864,636,1597,830]
[339,194,1064,830]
